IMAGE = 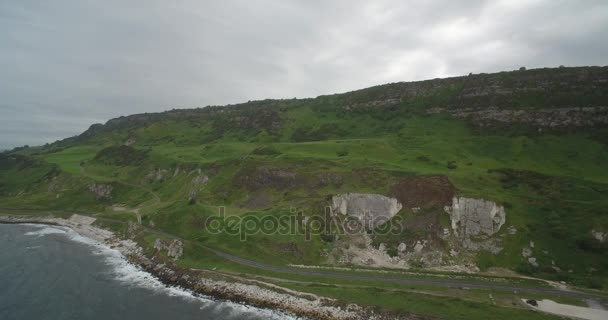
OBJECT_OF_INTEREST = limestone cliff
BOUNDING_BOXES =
[331,193,402,226]
[444,197,506,238]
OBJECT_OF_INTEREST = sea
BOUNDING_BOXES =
[0,223,296,320]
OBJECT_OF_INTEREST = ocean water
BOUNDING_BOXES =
[0,223,296,320]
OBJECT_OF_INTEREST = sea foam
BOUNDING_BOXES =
[23,224,300,320]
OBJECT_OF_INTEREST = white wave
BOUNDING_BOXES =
[24,226,67,237]
[23,223,301,320]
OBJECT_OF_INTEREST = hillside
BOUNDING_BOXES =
[2,66,608,318]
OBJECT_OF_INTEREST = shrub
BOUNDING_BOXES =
[446,160,458,170]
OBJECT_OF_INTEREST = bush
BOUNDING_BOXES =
[446,160,458,170]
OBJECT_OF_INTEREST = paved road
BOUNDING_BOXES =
[202,246,607,302]
[135,221,608,303]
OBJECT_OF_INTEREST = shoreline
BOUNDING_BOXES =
[0,214,402,320]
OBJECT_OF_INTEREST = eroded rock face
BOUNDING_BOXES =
[188,174,209,203]
[444,197,505,237]
[88,183,113,200]
[332,193,402,226]
[427,106,608,128]
[154,238,184,260]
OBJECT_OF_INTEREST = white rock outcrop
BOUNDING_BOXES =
[398,243,407,253]
[154,238,184,260]
[444,197,506,237]
[591,230,606,243]
[331,193,402,224]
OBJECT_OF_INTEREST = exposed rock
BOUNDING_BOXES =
[428,106,608,128]
[530,241,535,248]
[126,221,143,238]
[398,243,407,253]
[591,230,606,243]
[462,238,503,254]
[444,197,505,237]
[167,240,184,259]
[443,228,450,237]
[522,247,533,258]
[88,183,113,200]
[413,241,425,253]
[188,174,209,202]
[154,238,164,250]
[528,257,539,267]
[331,193,402,228]
[154,238,184,260]
[378,243,386,252]
[450,249,459,257]
[192,174,209,186]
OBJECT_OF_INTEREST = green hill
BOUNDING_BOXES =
[2,66,608,316]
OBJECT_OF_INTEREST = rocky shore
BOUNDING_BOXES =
[0,214,419,320]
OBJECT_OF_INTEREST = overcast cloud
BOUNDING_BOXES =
[1,0,608,149]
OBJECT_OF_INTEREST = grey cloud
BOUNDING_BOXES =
[1,0,607,149]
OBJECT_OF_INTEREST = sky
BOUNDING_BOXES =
[1,0,608,150]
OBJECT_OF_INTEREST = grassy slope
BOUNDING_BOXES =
[6,111,607,282]
[1,66,608,318]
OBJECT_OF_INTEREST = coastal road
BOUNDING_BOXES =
[203,246,608,303]
[135,223,608,303]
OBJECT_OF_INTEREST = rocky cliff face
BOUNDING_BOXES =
[444,197,506,238]
[331,193,402,227]
[154,238,184,260]
[427,106,608,128]
[337,66,608,129]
